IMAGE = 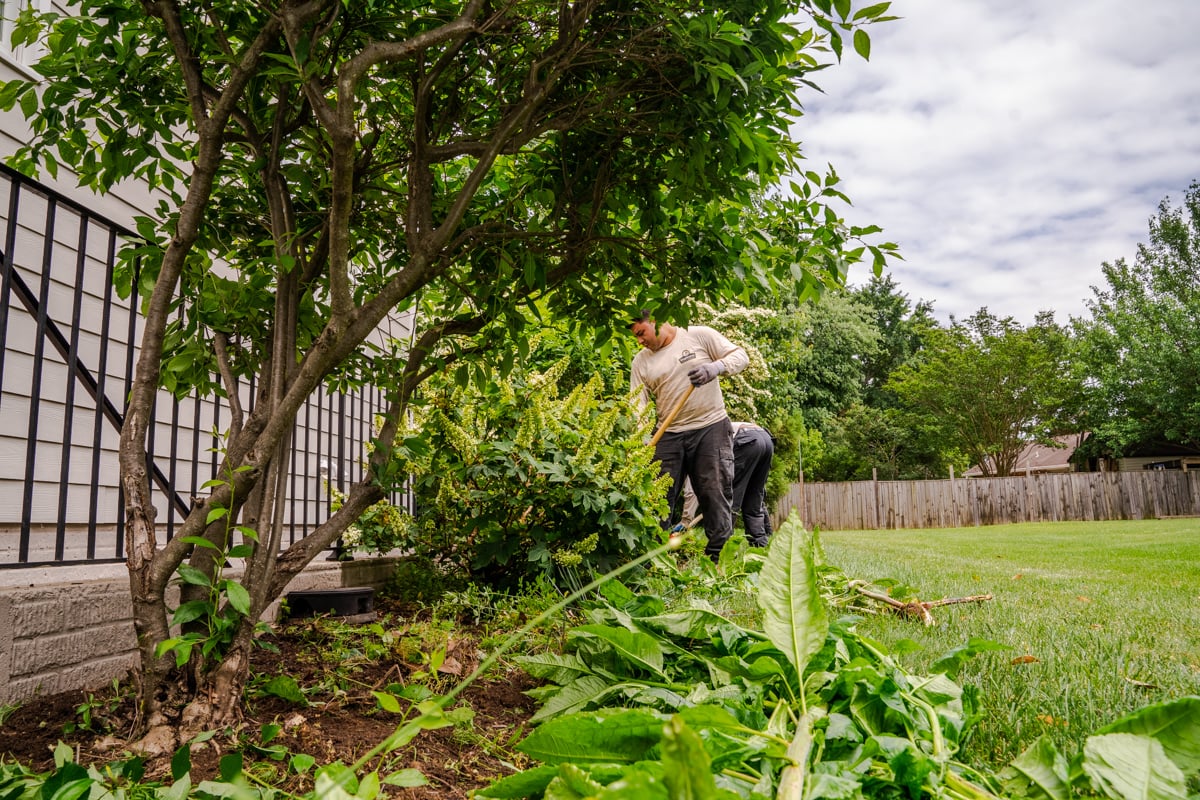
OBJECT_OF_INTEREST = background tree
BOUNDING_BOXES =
[2,0,895,737]
[815,277,955,480]
[851,274,938,408]
[1073,181,1200,455]
[887,309,1074,477]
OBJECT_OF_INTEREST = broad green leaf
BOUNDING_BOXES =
[176,564,211,587]
[171,744,192,781]
[999,735,1069,800]
[382,769,427,788]
[1081,733,1187,800]
[313,773,357,800]
[569,625,666,677]
[675,705,746,737]
[356,771,380,800]
[222,580,251,616]
[757,516,828,674]
[372,691,402,713]
[852,29,871,60]
[290,754,316,774]
[45,777,92,800]
[1096,696,1200,773]
[170,599,212,626]
[531,674,614,723]
[517,709,665,764]
[546,764,605,799]
[516,653,592,685]
[636,608,736,639]
[475,765,559,799]
[179,535,220,551]
[218,752,242,782]
[661,716,719,800]
[194,781,243,798]
[159,775,191,800]
[258,675,307,705]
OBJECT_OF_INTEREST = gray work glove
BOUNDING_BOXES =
[687,360,723,386]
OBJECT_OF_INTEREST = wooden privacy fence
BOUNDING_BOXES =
[773,470,1200,531]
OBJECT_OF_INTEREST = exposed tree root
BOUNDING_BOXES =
[849,581,993,626]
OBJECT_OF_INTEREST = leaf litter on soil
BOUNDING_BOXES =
[0,605,539,800]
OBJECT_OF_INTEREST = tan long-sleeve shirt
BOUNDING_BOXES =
[631,325,748,433]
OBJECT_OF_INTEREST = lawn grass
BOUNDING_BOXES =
[818,518,1200,769]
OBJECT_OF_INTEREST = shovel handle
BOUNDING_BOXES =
[647,384,695,448]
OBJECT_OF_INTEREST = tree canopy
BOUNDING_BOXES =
[1074,181,1200,455]
[887,309,1074,477]
[2,0,895,734]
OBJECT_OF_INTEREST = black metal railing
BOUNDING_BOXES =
[0,163,404,568]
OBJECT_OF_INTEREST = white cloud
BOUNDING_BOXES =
[794,0,1200,324]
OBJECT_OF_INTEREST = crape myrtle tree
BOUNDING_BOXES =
[1073,181,1200,454]
[887,309,1074,478]
[2,0,894,737]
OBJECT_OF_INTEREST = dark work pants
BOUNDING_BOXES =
[655,418,734,559]
[732,426,774,547]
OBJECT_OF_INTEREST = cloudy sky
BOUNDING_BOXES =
[796,0,1200,325]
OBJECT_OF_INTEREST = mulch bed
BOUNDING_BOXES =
[0,604,540,799]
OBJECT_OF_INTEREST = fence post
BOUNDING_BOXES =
[872,467,880,529]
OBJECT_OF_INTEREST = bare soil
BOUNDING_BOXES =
[0,599,539,799]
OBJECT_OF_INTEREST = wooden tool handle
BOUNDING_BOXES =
[647,384,695,448]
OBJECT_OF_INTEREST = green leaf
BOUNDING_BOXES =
[170,599,212,627]
[1096,696,1200,773]
[757,516,829,674]
[222,580,251,616]
[171,744,192,781]
[373,691,403,713]
[636,608,735,639]
[853,2,892,21]
[258,675,307,705]
[999,736,1069,800]
[475,765,559,799]
[206,506,229,525]
[45,778,94,800]
[290,753,316,774]
[661,716,719,799]
[531,675,614,723]
[218,752,243,782]
[569,625,666,677]
[176,564,212,587]
[1080,733,1187,800]
[313,773,357,800]
[357,771,380,800]
[545,764,605,799]
[517,709,665,765]
[515,653,591,685]
[195,781,243,798]
[179,536,220,550]
[852,29,871,60]
[381,769,427,788]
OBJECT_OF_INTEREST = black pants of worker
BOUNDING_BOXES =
[732,426,774,547]
[655,417,734,560]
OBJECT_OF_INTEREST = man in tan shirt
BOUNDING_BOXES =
[630,311,749,559]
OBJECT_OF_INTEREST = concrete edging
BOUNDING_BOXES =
[0,555,401,705]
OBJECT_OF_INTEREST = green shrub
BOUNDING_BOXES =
[404,356,671,587]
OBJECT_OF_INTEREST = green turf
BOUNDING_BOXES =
[819,518,1200,768]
